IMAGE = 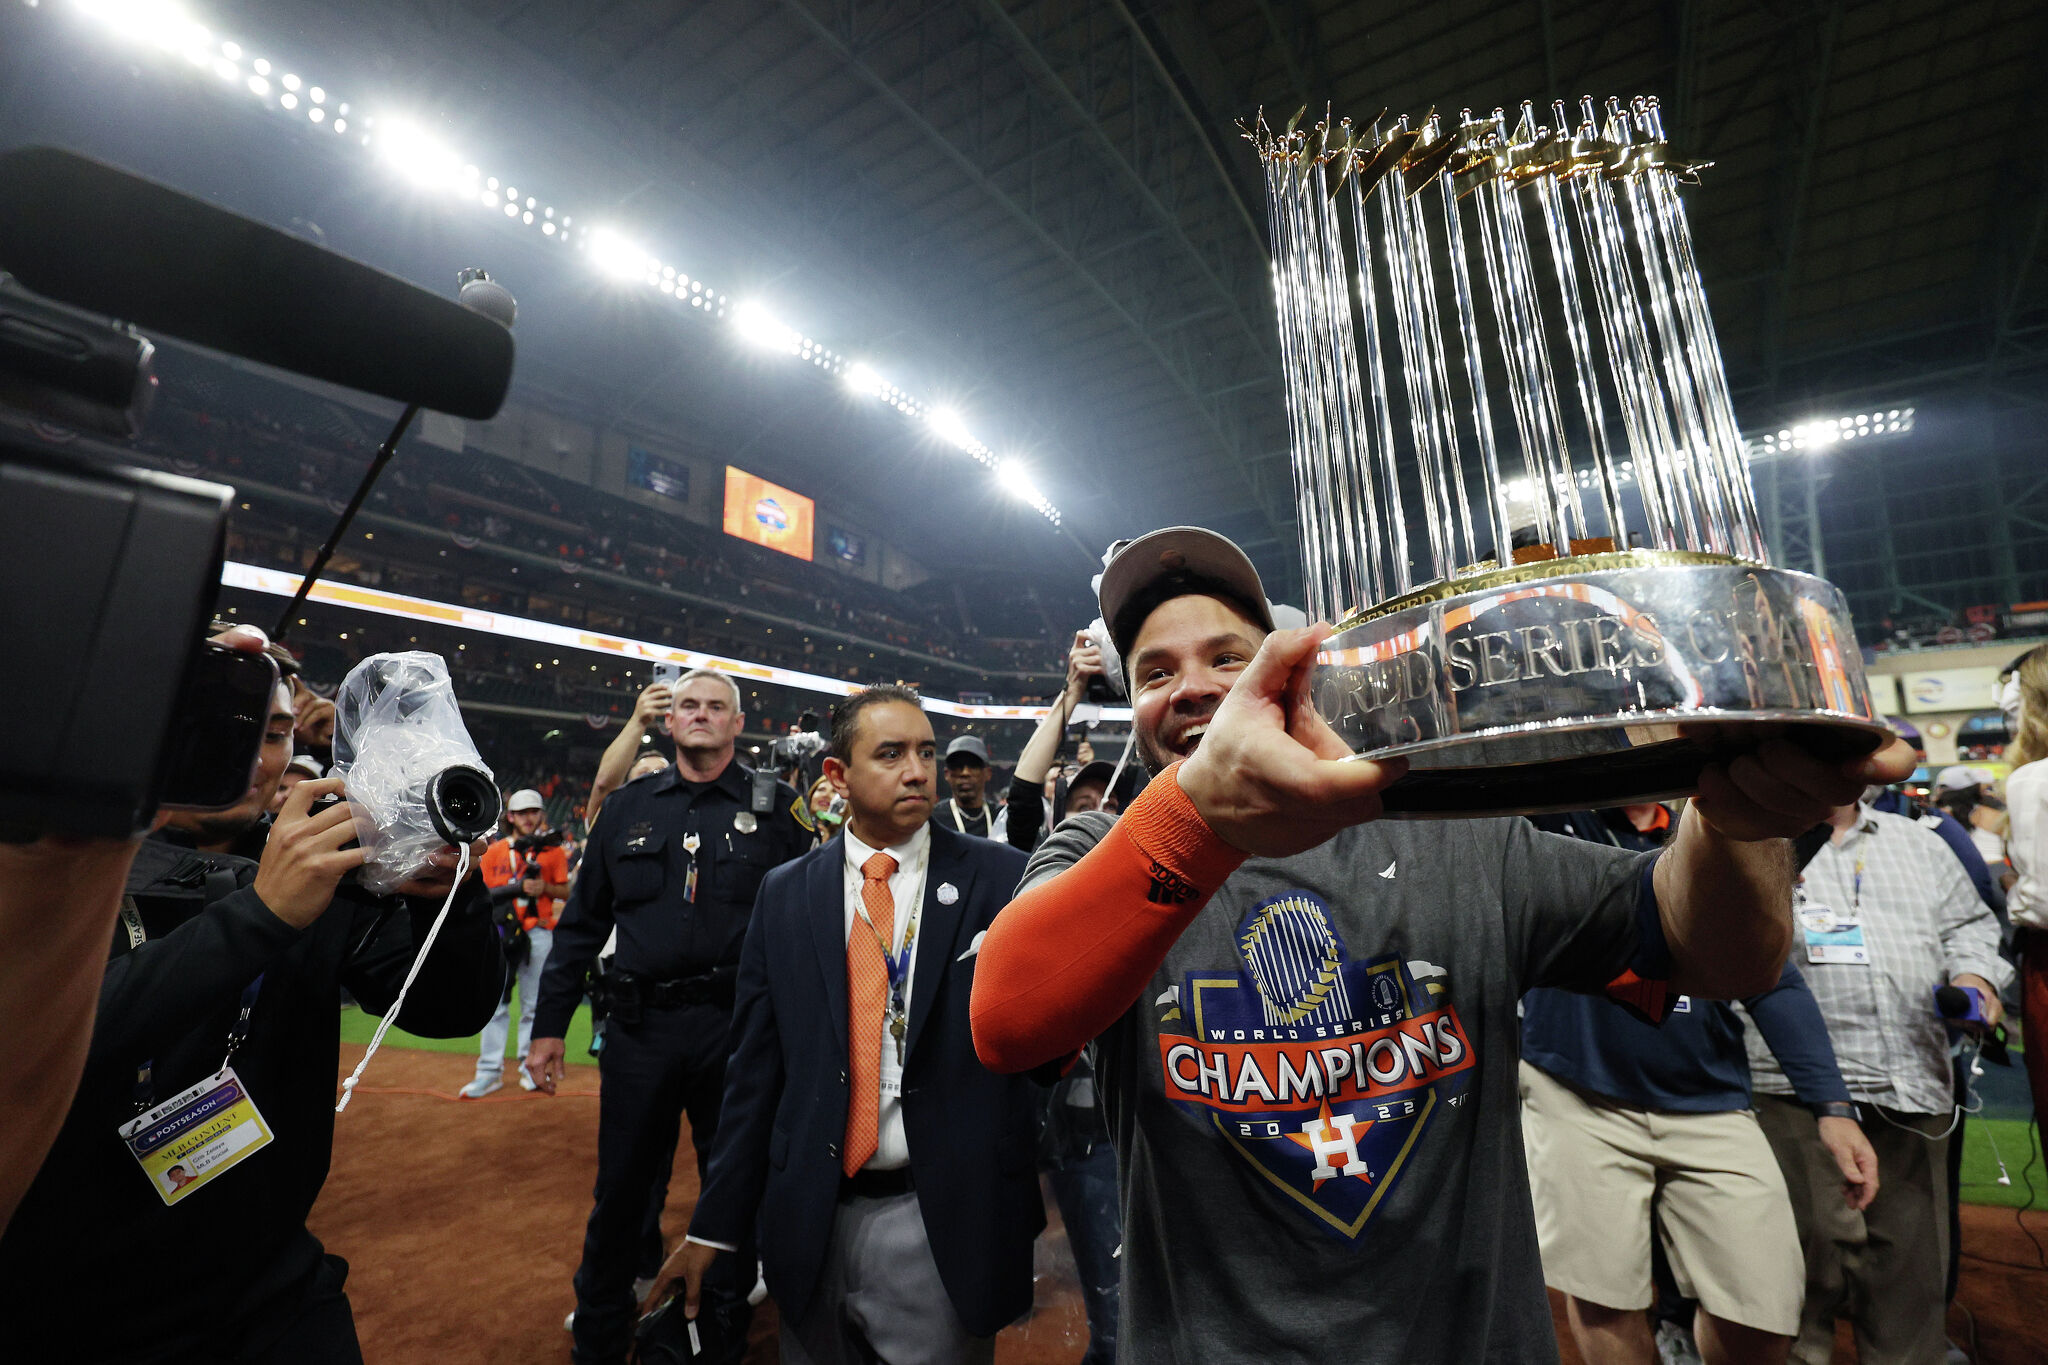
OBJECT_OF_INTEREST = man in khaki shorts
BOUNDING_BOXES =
[1519,804,1880,1364]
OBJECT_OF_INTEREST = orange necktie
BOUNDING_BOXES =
[843,850,897,1176]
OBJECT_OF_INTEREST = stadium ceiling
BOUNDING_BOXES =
[186,0,2048,599]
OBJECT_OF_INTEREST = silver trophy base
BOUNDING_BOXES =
[1312,551,1890,817]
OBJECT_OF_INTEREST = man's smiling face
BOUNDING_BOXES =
[1127,593,1266,774]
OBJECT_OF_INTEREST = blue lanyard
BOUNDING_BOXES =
[880,926,914,996]
[854,863,921,1000]
[132,974,264,1113]
[858,899,918,995]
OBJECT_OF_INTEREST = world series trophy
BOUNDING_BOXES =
[1246,97,1888,815]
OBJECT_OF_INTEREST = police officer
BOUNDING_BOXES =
[529,667,811,1365]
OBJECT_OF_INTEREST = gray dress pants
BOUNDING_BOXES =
[1753,1094,1951,1365]
[779,1191,995,1365]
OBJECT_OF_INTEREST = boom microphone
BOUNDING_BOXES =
[0,147,514,419]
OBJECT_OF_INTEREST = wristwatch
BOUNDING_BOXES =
[1809,1101,1858,1121]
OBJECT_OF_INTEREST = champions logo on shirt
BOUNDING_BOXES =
[1157,890,1475,1240]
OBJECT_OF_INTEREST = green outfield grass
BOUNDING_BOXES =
[338,1000,600,1066]
[1959,1116,2046,1209]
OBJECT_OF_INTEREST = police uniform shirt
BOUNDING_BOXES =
[535,760,810,1037]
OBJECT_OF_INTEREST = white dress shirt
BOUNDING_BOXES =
[2008,761,2048,930]
[842,822,930,1171]
[685,823,935,1251]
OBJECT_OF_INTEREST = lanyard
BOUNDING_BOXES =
[947,800,985,835]
[121,903,265,1111]
[853,847,925,999]
[1851,855,1864,918]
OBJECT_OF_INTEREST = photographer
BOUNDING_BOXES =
[0,638,506,1363]
[1001,630,1104,853]
[588,680,675,824]
[770,710,827,793]
[462,790,572,1099]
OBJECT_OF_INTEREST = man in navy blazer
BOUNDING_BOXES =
[650,684,1043,1364]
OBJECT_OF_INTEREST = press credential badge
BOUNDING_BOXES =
[119,1065,274,1206]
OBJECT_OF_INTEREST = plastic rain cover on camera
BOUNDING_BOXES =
[330,652,492,894]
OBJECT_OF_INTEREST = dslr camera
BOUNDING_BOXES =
[770,710,826,786]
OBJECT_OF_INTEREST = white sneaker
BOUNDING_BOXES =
[519,1071,538,1092]
[458,1075,503,1100]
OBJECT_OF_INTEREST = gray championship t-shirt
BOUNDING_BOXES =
[1020,814,1657,1364]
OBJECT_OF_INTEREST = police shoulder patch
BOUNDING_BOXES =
[791,795,817,832]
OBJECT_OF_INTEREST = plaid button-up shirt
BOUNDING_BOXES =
[1747,805,2012,1115]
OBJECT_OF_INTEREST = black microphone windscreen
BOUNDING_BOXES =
[0,148,514,419]
[1934,985,1970,1018]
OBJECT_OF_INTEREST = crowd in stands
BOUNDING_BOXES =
[145,354,1070,692]
[1869,608,2048,654]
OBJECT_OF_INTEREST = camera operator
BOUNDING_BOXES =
[0,831,157,1233]
[0,630,303,1230]
[0,628,506,1364]
[770,710,827,792]
[462,790,573,1099]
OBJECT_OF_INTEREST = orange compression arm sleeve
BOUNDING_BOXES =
[971,761,1246,1074]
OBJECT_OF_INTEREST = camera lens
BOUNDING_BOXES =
[427,764,502,845]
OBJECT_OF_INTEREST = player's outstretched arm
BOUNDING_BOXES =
[972,626,1405,1073]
